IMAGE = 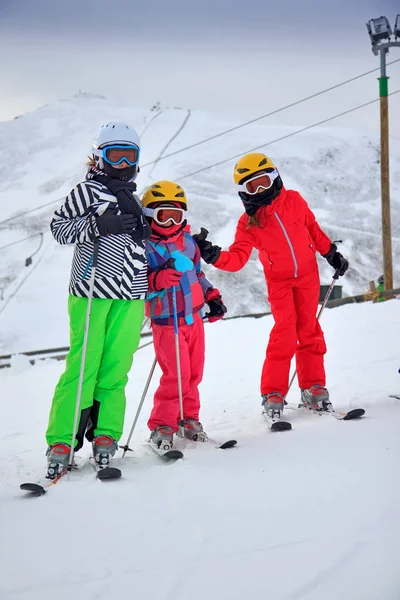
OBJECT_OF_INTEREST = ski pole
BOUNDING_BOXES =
[67,239,100,472]
[120,356,158,458]
[137,339,154,352]
[140,317,149,332]
[171,285,185,437]
[160,257,185,436]
[286,269,340,398]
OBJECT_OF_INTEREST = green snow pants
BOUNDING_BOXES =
[46,295,144,449]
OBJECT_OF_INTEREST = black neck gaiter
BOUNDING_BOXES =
[240,176,283,216]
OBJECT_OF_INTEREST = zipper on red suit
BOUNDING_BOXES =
[274,213,298,277]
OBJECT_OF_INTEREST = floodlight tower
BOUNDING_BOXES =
[366,15,400,290]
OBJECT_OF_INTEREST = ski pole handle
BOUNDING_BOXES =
[166,257,176,270]
[196,227,209,242]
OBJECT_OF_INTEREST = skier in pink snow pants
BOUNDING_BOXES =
[142,180,227,450]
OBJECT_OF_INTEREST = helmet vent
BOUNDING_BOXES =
[175,191,185,198]
[237,168,250,174]
[151,191,165,197]
[258,158,268,166]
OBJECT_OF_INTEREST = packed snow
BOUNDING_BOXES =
[1,93,400,353]
[1,299,400,600]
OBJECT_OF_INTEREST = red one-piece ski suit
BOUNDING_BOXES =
[213,187,332,396]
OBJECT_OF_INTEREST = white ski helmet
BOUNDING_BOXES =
[92,121,141,169]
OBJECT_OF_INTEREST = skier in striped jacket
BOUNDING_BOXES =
[45,122,150,477]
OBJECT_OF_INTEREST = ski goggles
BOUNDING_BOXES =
[101,144,140,166]
[237,169,279,195]
[143,206,186,226]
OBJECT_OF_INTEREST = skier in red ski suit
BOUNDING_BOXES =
[193,153,349,422]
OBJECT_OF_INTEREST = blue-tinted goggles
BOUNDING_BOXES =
[102,144,140,166]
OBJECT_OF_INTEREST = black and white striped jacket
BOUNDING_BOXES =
[51,179,148,300]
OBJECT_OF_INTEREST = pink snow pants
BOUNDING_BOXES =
[148,313,205,432]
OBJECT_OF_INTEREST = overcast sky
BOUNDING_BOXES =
[1,0,399,136]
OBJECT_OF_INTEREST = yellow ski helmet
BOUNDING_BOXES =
[141,180,187,209]
[233,153,277,185]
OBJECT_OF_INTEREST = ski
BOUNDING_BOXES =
[188,437,238,449]
[20,458,120,496]
[182,431,238,449]
[327,408,365,420]
[97,467,122,480]
[19,459,83,496]
[215,439,237,449]
[270,420,292,431]
[288,404,365,421]
[20,470,67,496]
[89,458,122,480]
[148,440,184,461]
[389,394,400,400]
[263,412,292,431]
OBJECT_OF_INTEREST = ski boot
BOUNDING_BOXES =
[300,385,332,412]
[92,435,118,469]
[261,392,284,422]
[46,442,71,480]
[149,425,174,452]
[183,419,209,442]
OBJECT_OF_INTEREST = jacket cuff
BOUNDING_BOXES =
[148,271,158,292]
[323,243,336,260]
[205,287,221,302]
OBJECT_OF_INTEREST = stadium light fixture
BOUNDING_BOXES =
[366,16,392,45]
[394,15,400,39]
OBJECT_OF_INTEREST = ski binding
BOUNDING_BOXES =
[148,440,183,460]
[263,411,292,431]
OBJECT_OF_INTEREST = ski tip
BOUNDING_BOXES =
[20,483,46,495]
[342,408,365,420]
[162,450,184,460]
[271,421,292,432]
[218,440,237,449]
[97,467,122,480]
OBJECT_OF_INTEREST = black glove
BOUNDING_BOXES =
[323,243,349,277]
[204,288,227,322]
[96,211,138,236]
[192,228,222,264]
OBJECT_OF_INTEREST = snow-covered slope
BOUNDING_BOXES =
[1,94,400,352]
[1,299,400,600]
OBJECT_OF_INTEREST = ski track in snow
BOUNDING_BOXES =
[1,301,400,599]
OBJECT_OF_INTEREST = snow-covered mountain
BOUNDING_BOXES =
[1,93,400,353]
